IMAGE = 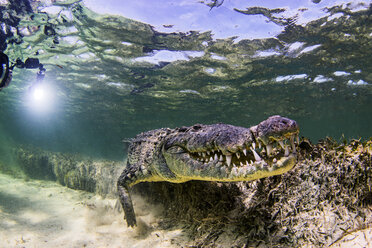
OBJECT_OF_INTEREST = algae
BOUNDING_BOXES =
[1,138,370,247]
[6,146,124,197]
[133,138,372,247]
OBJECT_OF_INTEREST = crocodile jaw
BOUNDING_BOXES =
[162,116,299,182]
[163,151,296,182]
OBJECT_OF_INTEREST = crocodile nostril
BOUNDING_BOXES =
[192,125,202,131]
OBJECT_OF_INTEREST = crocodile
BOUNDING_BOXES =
[117,115,300,227]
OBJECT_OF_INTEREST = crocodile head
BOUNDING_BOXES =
[162,115,299,182]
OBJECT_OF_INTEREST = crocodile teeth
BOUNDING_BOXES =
[258,142,262,149]
[296,135,300,144]
[236,152,240,159]
[231,167,238,176]
[214,154,218,160]
[238,167,245,176]
[290,136,296,152]
[260,162,266,169]
[284,146,290,157]
[226,155,232,166]
[207,151,210,155]
[279,140,285,149]
[266,144,272,156]
[210,156,213,161]
[219,154,224,161]
[243,149,247,156]
[247,164,255,172]
[251,148,262,161]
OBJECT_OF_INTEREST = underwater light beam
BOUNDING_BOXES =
[32,85,46,102]
[27,82,56,114]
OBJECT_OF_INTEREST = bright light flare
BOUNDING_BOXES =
[32,86,46,102]
[26,82,56,114]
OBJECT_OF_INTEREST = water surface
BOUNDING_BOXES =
[0,0,371,159]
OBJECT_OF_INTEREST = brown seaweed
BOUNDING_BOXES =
[2,138,371,247]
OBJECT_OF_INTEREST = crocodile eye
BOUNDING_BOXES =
[167,146,185,154]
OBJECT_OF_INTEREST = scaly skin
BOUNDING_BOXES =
[117,115,299,227]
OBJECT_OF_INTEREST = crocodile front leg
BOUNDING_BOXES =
[117,162,158,227]
[117,168,138,227]
[117,181,136,227]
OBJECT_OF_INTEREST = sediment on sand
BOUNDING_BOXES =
[1,138,371,247]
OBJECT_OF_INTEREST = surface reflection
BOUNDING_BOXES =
[0,0,370,159]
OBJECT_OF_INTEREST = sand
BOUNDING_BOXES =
[1,172,371,247]
[0,173,189,248]
[329,228,372,248]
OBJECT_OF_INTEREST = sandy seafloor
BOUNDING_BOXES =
[0,173,190,248]
[0,172,371,248]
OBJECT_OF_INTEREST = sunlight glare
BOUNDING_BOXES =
[27,83,56,114]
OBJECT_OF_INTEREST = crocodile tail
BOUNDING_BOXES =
[117,174,137,227]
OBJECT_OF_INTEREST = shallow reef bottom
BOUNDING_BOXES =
[0,173,188,248]
[0,138,371,247]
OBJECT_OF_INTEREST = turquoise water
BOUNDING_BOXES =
[0,0,371,160]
